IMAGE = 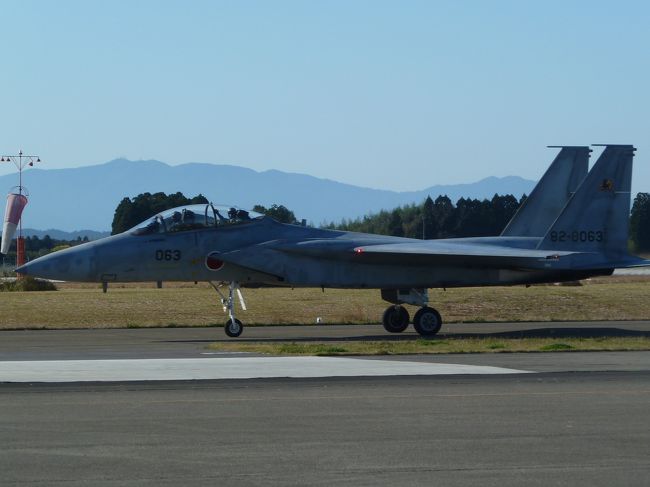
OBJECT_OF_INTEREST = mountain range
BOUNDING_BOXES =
[0,159,535,232]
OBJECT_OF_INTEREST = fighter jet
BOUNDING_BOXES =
[16,145,649,337]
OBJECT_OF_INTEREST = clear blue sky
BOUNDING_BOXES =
[1,0,649,193]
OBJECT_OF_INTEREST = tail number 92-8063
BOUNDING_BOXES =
[155,249,181,261]
[550,230,605,243]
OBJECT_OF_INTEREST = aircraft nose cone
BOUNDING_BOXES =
[14,262,29,274]
[15,245,96,281]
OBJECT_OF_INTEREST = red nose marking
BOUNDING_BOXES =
[206,253,224,271]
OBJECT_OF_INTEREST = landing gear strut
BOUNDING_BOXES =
[380,288,443,337]
[211,281,247,337]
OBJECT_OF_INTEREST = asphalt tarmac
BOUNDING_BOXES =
[1,322,649,486]
[0,320,649,361]
[2,373,649,486]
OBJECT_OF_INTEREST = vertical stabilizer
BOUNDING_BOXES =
[538,145,635,259]
[502,146,589,237]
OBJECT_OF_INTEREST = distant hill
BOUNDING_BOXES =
[0,159,535,231]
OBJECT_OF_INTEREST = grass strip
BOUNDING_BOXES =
[209,337,650,356]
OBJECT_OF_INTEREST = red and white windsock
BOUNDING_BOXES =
[1,193,28,254]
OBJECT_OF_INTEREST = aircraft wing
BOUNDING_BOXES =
[317,241,579,268]
[218,239,584,272]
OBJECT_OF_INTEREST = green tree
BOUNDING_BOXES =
[388,209,404,237]
[422,195,437,239]
[432,195,454,238]
[489,194,520,235]
[630,192,650,252]
[252,204,297,224]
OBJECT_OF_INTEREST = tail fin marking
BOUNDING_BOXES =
[537,145,635,259]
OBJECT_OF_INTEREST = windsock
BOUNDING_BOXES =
[1,193,28,254]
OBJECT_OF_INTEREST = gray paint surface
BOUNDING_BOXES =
[501,146,589,237]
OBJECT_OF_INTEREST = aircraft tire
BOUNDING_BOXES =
[413,307,442,337]
[225,318,243,338]
[382,305,410,333]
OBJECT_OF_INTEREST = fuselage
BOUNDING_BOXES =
[17,216,612,288]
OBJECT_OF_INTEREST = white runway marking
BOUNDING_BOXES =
[0,357,531,383]
[614,268,650,275]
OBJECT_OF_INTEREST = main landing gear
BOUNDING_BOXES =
[381,288,443,337]
[210,281,247,337]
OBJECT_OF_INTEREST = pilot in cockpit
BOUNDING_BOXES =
[182,209,195,223]
[149,218,161,233]
[215,208,227,223]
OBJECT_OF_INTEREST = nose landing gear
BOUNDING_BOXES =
[210,281,247,337]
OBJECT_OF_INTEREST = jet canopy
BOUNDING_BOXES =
[130,204,264,235]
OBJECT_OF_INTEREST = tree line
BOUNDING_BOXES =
[323,194,524,240]
[1,235,90,264]
[109,191,650,252]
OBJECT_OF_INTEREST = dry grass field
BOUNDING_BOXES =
[0,276,649,329]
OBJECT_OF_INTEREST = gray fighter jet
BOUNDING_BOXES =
[16,145,649,337]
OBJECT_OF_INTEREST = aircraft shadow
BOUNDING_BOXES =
[162,326,650,344]
[162,335,413,344]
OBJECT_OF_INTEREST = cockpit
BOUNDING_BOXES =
[130,204,264,236]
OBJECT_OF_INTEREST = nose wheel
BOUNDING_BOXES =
[225,318,243,338]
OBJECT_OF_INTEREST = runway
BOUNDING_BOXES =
[1,322,649,485]
[2,373,649,486]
